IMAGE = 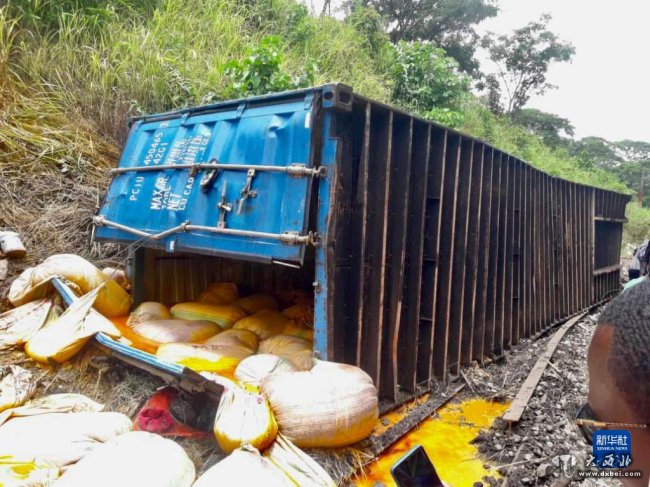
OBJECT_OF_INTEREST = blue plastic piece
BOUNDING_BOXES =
[95,92,316,264]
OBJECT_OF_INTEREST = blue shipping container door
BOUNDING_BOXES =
[94,93,318,264]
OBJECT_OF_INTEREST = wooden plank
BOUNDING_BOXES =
[570,183,580,313]
[472,148,493,362]
[593,264,622,276]
[398,122,431,393]
[576,185,582,310]
[448,138,474,374]
[484,152,502,358]
[416,128,447,386]
[550,177,559,325]
[513,160,523,344]
[351,102,371,366]
[559,179,566,320]
[432,134,461,378]
[381,116,412,400]
[522,165,531,339]
[359,109,392,387]
[577,186,585,310]
[524,164,532,338]
[463,144,485,364]
[547,176,553,325]
[567,183,575,315]
[531,170,540,335]
[576,185,583,310]
[502,312,588,423]
[538,175,545,327]
[494,154,509,355]
[553,179,559,321]
[503,157,515,350]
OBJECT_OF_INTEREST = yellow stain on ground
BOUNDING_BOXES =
[372,393,431,437]
[356,398,510,487]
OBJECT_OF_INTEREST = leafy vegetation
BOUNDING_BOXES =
[1,0,648,241]
[390,41,469,127]
[223,36,315,98]
[356,0,497,76]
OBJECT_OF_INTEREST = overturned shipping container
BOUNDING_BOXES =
[94,84,630,402]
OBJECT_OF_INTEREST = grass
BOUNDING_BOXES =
[7,0,390,142]
[0,0,641,258]
[461,101,629,193]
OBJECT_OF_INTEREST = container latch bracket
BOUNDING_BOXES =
[217,182,232,228]
[236,169,257,215]
[199,158,221,193]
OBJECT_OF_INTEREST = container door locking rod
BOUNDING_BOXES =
[93,216,319,246]
[110,162,326,179]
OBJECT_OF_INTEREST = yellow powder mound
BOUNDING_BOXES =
[356,398,509,487]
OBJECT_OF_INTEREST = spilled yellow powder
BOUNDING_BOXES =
[356,398,510,487]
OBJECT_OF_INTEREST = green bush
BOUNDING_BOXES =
[223,35,315,98]
[623,202,650,248]
[390,41,470,127]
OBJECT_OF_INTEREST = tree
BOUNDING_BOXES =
[570,137,621,170]
[482,14,575,113]
[615,140,650,164]
[614,160,650,207]
[390,40,470,127]
[512,108,574,148]
[354,0,497,76]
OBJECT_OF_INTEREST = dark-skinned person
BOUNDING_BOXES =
[577,280,650,486]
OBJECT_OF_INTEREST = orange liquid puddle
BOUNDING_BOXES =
[356,398,509,487]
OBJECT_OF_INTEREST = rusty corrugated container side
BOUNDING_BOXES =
[94,84,630,402]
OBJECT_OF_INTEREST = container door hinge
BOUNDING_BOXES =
[303,92,315,110]
[236,102,247,119]
[280,231,321,246]
[288,164,327,178]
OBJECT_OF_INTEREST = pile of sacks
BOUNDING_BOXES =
[0,253,380,484]
[117,281,316,378]
[0,368,348,486]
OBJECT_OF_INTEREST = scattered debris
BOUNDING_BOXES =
[0,231,27,259]
[0,365,36,413]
